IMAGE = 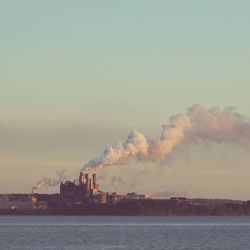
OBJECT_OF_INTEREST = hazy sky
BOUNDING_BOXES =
[0,1,250,198]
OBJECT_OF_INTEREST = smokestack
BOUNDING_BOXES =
[85,174,90,195]
[93,174,96,185]
[32,187,38,194]
[82,105,250,171]
[79,172,84,185]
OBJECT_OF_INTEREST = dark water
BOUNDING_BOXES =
[0,216,250,250]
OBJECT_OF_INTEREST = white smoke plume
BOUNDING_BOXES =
[82,105,250,172]
[34,169,67,190]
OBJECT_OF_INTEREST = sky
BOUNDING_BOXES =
[0,1,250,199]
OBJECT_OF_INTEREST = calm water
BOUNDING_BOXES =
[0,216,250,250]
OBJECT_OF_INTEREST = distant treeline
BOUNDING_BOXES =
[1,199,250,216]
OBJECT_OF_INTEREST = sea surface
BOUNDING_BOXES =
[0,216,250,250]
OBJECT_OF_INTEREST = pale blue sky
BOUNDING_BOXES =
[0,1,250,197]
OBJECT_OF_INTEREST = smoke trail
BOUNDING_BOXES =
[151,190,182,199]
[82,105,250,171]
[34,169,67,190]
[83,130,150,171]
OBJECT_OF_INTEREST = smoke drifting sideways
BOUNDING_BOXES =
[82,104,250,172]
[32,169,67,192]
[150,190,182,199]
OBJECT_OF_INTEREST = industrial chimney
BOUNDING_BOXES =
[93,173,96,185]
[79,172,84,185]
[32,187,38,194]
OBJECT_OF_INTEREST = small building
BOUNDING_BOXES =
[125,192,145,200]
[109,192,124,204]
[98,193,108,204]
[170,197,187,205]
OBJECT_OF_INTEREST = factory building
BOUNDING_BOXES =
[92,193,108,204]
[0,194,36,210]
[60,172,107,205]
[0,172,146,211]
[170,197,187,205]
[125,192,146,200]
[60,173,100,197]
[109,192,124,204]
[60,172,146,206]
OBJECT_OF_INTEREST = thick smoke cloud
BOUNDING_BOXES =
[83,130,149,171]
[82,105,250,171]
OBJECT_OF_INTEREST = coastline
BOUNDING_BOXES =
[1,200,250,216]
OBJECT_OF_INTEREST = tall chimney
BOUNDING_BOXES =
[85,174,90,194]
[93,174,96,185]
[32,187,38,194]
[79,172,84,185]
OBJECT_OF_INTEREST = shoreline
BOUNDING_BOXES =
[1,200,250,216]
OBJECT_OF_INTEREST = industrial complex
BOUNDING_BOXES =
[60,172,145,206]
[0,172,145,210]
[1,172,250,216]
